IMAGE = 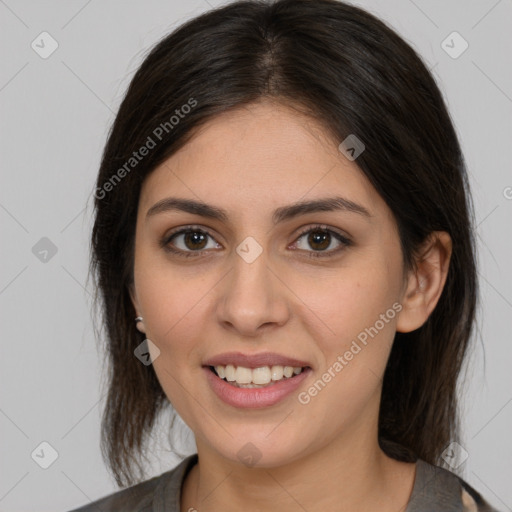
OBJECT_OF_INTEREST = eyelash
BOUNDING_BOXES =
[160,224,352,259]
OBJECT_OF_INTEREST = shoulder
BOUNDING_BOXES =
[407,458,501,512]
[459,478,500,512]
[67,454,198,512]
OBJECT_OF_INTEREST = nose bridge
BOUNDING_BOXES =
[217,237,289,334]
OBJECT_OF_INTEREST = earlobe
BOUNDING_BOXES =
[129,285,146,334]
[396,231,452,333]
[135,316,146,334]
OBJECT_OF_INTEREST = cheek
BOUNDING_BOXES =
[294,269,398,431]
[137,274,210,351]
[295,260,399,343]
[133,266,211,416]
[132,255,213,386]
[134,240,204,327]
[289,259,400,417]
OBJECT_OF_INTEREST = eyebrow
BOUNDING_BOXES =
[146,196,372,224]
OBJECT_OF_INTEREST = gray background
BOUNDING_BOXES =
[1,0,511,510]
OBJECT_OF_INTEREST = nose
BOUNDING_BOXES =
[215,246,290,337]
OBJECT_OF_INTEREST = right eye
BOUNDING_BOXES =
[161,226,222,257]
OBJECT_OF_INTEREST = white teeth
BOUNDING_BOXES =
[224,364,236,382]
[235,366,252,384]
[212,364,305,386]
[271,365,284,381]
[252,366,272,385]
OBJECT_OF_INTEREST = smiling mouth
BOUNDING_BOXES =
[208,364,309,388]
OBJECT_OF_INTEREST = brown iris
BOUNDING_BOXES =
[307,229,331,251]
[184,230,208,250]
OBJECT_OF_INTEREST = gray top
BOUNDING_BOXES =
[68,454,500,512]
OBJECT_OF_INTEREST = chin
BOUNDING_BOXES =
[209,433,309,469]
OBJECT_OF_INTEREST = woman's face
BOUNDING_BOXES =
[131,100,409,467]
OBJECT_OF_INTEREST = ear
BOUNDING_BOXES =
[396,231,452,333]
[129,283,146,334]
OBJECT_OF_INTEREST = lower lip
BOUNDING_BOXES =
[203,366,311,409]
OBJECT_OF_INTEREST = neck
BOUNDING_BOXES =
[181,423,416,512]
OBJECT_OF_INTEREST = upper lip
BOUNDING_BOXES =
[203,352,312,369]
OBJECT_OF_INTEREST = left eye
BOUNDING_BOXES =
[291,226,351,257]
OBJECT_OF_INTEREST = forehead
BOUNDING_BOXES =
[139,101,385,220]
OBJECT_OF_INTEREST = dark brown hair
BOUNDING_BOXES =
[90,0,477,487]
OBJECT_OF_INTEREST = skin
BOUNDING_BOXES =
[130,99,452,512]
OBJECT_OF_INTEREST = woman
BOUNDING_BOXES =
[70,0,500,510]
